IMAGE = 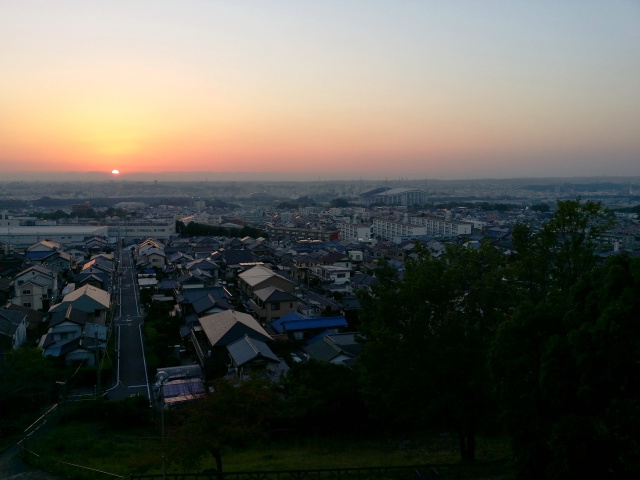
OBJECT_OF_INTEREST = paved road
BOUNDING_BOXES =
[0,249,149,479]
[105,249,151,401]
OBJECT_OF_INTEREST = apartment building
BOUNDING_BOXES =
[338,222,372,241]
[372,219,427,241]
[409,216,472,237]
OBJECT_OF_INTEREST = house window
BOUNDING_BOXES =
[270,303,280,311]
[23,303,32,308]
[22,289,31,295]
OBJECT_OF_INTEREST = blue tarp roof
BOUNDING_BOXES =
[272,314,348,334]
[25,251,51,259]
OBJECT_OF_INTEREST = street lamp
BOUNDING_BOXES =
[156,371,169,480]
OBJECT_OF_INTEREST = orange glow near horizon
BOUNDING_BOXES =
[1,2,638,180]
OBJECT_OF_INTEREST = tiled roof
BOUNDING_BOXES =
[63,284,110,308]
[198,310,271,347]
[253,286,298,303]
[238,265,280,287]
[227,334,279,367]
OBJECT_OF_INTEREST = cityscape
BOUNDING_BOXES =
[1,175,639,479]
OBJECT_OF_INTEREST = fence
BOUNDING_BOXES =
[129,465,442,480]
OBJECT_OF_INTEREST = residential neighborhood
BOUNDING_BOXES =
[1,179,639,390]
[1,178,639,479]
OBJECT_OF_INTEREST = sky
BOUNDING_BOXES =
[1,1,639,181]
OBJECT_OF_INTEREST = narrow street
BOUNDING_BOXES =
[0,248,148,479]
[105,248,151,400]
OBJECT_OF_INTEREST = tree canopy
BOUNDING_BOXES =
[356,197,634,477]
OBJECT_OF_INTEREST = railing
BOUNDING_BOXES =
[128,461,509,480]
[130,465,441,480]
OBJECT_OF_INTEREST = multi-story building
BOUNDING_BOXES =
[409,216,472,237]
[372,219,427,241]
[267,225,338,241]
[338,222,372,241]
[0,225,109,248]
[12,265,58,311]
[105,218,175,240]
[359,187,427,206]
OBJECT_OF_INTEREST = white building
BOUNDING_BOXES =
[409,216,472,237]
[315,265,351,285]
[338,222,372,241]
[359,187,427,206]
[0,226,108,248]
[106,218,175,240]
[12,265,58,311]
[372,219,427,241]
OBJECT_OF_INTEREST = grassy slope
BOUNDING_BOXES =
[27,422,511,478]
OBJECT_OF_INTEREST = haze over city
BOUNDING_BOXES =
[2,1,639,181]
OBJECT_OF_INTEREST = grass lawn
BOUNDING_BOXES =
[26,421,512,479]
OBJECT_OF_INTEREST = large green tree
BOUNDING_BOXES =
[0,347,59,436]
[492,254,640,478]
[490,199,634,479]
[358,242,514,461]
[279,360,366,431]
[165,377,277,473]
[511,198,614,300]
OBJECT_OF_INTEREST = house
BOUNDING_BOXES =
[226,334,282,379]
[237,264,296,299]
[41,250,74,273]
[348,250,364,263]
[191,310,273,376]
[24,240,61,262]
[184,258,220,283]
[79,255,114,277]
[0,251,28,277]
[350,272,379,293]
[320,252,352,268]
[220,249,256,279]
[315,265,351,286]
[138,245,166,268]
[84,236,109,254]
[178,286,233,326]
[249,286,298,324]
[0,308,28,351]
[12,265,58,311]
[245,241,273,261]
[40,324,107,366]
[271,312,348,341]
[73,271,111,291]
[303,332,362,367]
[48,285,111,324]
[38,304,107,365]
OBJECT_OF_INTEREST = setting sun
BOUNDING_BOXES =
[111,169,120,175]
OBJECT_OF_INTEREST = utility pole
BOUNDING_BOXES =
[94,327,101,397]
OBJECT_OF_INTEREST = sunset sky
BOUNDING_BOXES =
[1,1,639,181]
